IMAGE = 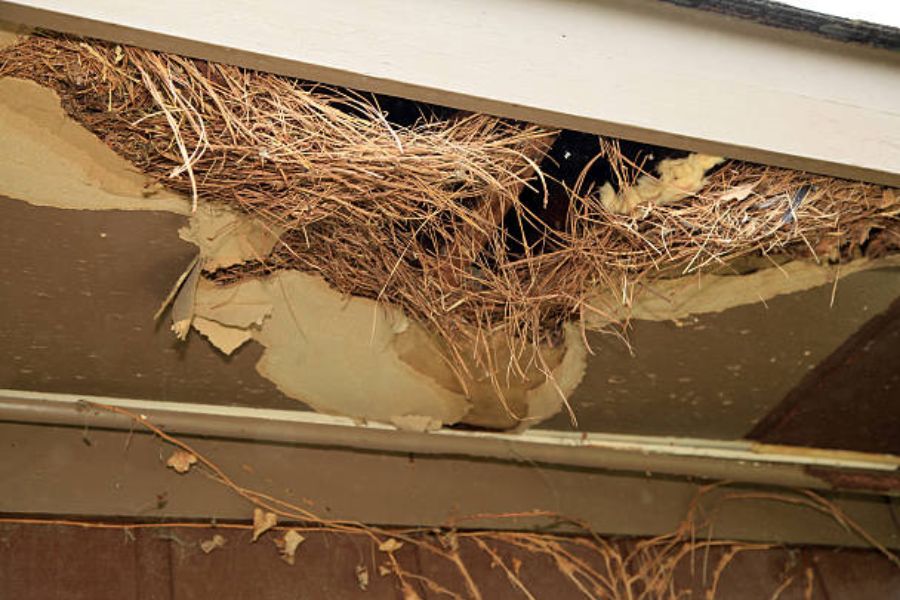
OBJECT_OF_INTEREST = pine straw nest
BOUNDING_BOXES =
[3,33,899,391]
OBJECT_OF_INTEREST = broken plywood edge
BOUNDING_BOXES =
[0,72,279,342]
[585,255,900,330]
[0,77,188,214]
[0,74,282,340]
[158,203,286,335]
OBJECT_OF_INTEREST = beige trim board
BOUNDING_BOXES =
[1,419,898,549]
[1,0,899,186]
[2,389,898,495]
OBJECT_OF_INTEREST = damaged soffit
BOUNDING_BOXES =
[1,25,899,435]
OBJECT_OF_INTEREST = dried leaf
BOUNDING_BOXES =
[881,188,897,208]
[200,534,226,554]
[165,449,197,474]
[439,532,459,552]
[378,564,392,577]
[512,557,523,576]
[273,529,305,565]
[718,183,756,202]
[252,508,278,542]
[355,564,369,591]
[378,538,403,553]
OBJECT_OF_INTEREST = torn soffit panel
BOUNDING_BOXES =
[0,192,489,430]
[0,77,187,213]
[191,273,468,427]
[0,73,279,274]
[585,254,900,329]
[178,204,282,272]
[189,272,587,430]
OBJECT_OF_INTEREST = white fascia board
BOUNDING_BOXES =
[1,0,899,185]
